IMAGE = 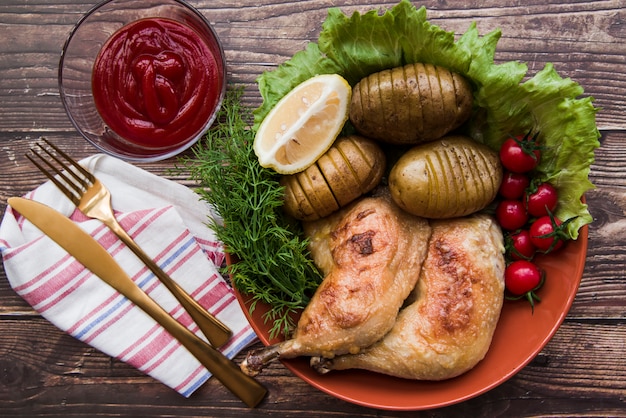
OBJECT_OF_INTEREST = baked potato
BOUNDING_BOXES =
[281,135,386,221]
[350,63,473,144]
[388,135,502,218]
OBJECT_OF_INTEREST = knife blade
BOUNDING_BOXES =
[7,197,267,408]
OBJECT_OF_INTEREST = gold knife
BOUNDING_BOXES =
[7,197,267,408]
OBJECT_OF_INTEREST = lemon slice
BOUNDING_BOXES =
[253,74,351,174]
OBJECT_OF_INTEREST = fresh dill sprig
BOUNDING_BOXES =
[179,86,323,338]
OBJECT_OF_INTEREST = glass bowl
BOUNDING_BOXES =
[59,0,226,162]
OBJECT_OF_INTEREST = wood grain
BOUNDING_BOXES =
[1,0,625,416]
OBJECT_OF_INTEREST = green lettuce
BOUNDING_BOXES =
[254,0,600,239]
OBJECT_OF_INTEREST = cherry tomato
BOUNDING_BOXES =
[499,171,530,199]
[507,229,536,260]
[525,182,558,217]
[499,133,541,173]
[530,215,567,253]
[496,200,528,231]
[505,260,543,296]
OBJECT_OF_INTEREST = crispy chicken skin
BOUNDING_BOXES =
[311,214,505,380]
[240,195,431,376]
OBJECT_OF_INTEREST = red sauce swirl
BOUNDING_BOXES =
[92,18,222,150]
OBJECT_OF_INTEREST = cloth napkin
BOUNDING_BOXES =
[0,154,257,397]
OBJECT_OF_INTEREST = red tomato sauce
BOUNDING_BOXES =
[92,17,223,151]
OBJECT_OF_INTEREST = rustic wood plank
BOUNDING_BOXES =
[567,130,626,320]
[0,318,623,416]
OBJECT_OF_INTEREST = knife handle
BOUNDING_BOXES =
[126,280,267,407]
[104,217,233,347]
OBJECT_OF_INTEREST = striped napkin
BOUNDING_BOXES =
[0,154,257,397]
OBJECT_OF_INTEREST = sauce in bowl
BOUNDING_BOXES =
[92,17,223,151]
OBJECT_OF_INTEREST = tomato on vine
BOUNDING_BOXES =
[506,229,536,261]
[495,199,528,231]
[525,182,558,217]
[529,214,571,253]
[504,260,545,311]
[499,171,530,199]
[499,131,542,173]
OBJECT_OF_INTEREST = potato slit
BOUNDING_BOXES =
[433,66,446,134]
[423,154,435,214]
[416,63,431,140]
[445,145,460,217]
[433,149,450,215]
[332,145,362,197]
[446,144,464,217]
[380,69,394,139]
[320,153,342,207]
[374,72,386,139]
[452,74,463,114]
[288,175,320,220]
[451,73,472,127]
[412,65,422,140]
[396,64,412,141]
[458,145,480,213]
[352,83,363,129]
[409,64,424,139]
[320,152,348,207]
[389,67,399,140]
[295,173,325,219]
[340,138,368,193]
[439,68,457,133]
[425,64,444,139]
[474,147,499,202]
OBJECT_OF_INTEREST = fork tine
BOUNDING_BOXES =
[38,138,94,193]
[40,138,96,185]
[33,145,86,197]
[27,138,93,207]
[26,150,81,206]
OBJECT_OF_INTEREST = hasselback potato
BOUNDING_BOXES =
[350,63,473,144]
[388,135,502,219]
[281,135,386,221]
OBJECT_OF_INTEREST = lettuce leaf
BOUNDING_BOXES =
[254,0,600,239]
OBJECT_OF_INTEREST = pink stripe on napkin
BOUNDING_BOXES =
[0,154,257,397]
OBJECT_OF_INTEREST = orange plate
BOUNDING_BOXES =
[232,224,588,411]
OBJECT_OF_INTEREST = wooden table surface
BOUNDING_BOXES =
[1,0,625,416]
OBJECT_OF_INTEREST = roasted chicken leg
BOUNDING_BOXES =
[241,195,431,376]
[311,214,505,380]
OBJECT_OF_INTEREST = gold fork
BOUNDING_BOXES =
[27,138,232,348]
